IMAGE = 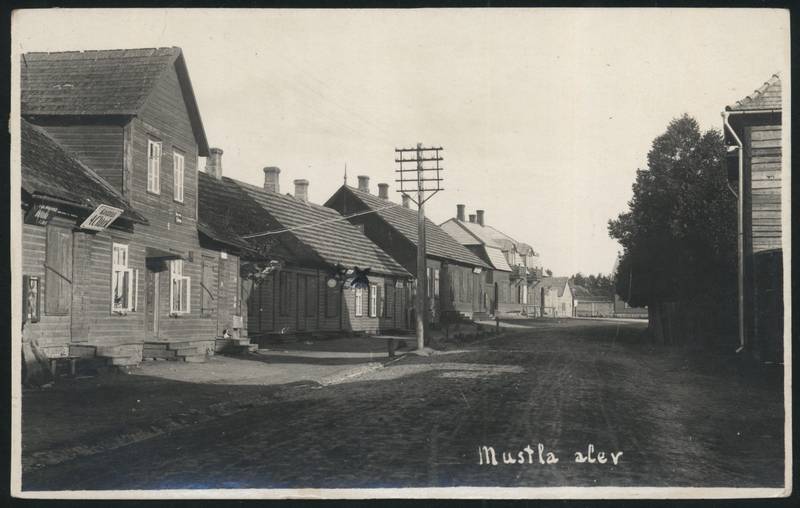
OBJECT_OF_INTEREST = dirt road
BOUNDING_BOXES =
[22,320,785,490]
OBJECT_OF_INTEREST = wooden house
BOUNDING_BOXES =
[572,285,614,318]
[198,163,412,342]
[612,294,648,319]
[440,205,542,316]
[20,47,246,365]
[723,73,784,363]
[531,277,574,318]
[324,177,490,323]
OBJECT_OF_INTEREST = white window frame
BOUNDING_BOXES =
[354,287,364,317]
[147,139,162,194]
[173,151,185,203]
[369,283,378,317]
[434,269,440,297]
[111,243,137,313]
[170,259,191,314]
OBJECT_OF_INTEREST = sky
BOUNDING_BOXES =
[12,8,790,276]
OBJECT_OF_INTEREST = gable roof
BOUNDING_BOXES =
[533,277,570,297]
[327,185,489,269]
[726,73,782,112]
[21,119,146,224]
[198,173,410,278]
[21,47,209,155]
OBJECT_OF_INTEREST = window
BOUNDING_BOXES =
[112,243,137,313]
[561,302,566,312]
[147,139,162,194]
[170,259,191,314]
[522,284,528,304]
[45,225,72,315]
[279,272,290,316]
[354,287,364,317]
[368,284,378,317]
[486,270,494,284]
[433,269,440,298]
[426,267,433,297]
[173,151,185,202]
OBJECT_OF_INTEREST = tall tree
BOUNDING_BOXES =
[608,114,736,340]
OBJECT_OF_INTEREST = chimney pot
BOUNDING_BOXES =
[294,179,309,202]
[468,214,476,223]
[456,204,465,221]
[476,209,485,226]
[377,183,389,199]
[263,166,280,193]
[206,147,224,180]
[402,194,411,208]
[357,175,370,193]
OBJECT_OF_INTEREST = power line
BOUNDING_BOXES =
[240,202,403,240]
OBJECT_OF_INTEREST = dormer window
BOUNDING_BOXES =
[147,139,162,194]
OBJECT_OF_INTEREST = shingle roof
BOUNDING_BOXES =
[485,246,512,272]
[331,186,489,268]
[198,173,410,278]
[726,73,782,112]
[21,47,209,155]
[21,119,145,224]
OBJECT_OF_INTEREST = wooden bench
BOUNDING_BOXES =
[49,355,80,377]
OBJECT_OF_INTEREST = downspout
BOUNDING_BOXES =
[722,111,745,354]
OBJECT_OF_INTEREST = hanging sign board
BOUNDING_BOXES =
[24,203,59,226]
[473,267,483,274]
[80,204,123,231]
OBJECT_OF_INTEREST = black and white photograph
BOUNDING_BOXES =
[9,7,791,499]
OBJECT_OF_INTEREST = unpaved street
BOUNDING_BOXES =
[22,320,785,490]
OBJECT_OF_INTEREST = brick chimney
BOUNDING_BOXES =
[402,194,411,208]
[294,179,309,202]
[456,204,465,221]
[206,148,223,180]
[378,183,389,199]
[468,214,476,223]
[263,167,280,193]
[476,209,485,226]
[357,175,370,193]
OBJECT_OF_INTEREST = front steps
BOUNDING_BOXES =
[214,336,258,355]
[66,337,220,368]
[142,339,216,363]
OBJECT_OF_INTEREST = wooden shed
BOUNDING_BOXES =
[723,73,784,363]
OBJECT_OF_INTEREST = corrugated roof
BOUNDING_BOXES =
[726,73,782,112]
[21,118,146,224]
[485,246,512,272]
[21,47,209,155]
[198,173,410,278]
[331,186,489,268]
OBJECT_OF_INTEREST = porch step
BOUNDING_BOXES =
[142,349,177,360]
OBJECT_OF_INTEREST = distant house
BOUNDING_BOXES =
[324,177,490,324]
[531,277,574,317]
[572,286,614,317]
[612,295,648,319]
[440,205,541,316]
[20,48,243,365]
[199,163,412,341]
[723,73,784,362]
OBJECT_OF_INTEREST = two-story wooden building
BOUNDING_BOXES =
[440,205,541,316]
[20,47,245,365]
[722,73,784,363]
[324,177,490,323]
[198,162,412,342]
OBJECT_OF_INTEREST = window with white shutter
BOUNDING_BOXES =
[111,243,137,313]
[354,287,364,317]
[147,139,162,194]
[170,259,191,314]
[369,284,378,317]
[173,151,184,202]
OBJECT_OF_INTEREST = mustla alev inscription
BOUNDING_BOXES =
[478,444,622,466]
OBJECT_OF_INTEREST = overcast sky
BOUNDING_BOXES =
[13,8,789,276]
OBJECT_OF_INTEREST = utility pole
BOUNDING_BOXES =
[395,143,443,352]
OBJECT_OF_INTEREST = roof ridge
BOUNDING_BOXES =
[23,119,142,219]
[23,47,180,56]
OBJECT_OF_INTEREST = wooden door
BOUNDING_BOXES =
[296,275,307,331]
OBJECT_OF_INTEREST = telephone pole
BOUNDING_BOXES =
[395,143,443,352]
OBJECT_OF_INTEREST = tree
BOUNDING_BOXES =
[608,114,736,343]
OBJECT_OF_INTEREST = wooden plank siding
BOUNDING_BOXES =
[244,267,411,338]
[36,122,125,193]
[747,124,782,253]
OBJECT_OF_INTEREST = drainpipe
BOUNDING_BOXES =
[722,111,745,354]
